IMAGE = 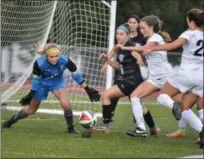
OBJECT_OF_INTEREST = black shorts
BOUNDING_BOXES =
[116,79,143,96]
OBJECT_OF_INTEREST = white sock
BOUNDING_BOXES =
[182,109,202,133]
[198,109,203,123]
[131,97,146,130]
[157,94,174,109]
[178,117,187,130]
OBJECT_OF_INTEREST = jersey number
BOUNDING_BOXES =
[194,40,204,56]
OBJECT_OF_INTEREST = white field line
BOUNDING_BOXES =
[178,155,203,158]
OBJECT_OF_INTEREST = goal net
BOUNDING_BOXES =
[1,0,117,117]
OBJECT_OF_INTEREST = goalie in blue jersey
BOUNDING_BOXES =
[2,43,100,133]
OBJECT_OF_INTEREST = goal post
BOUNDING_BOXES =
[1,1,117,117]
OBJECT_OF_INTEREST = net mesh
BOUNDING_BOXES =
[1,0,113,115]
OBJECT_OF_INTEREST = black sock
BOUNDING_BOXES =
[102,104,112,124]
[110,98,119,118]
[64,109,73,127]
[13,109,28,122]
[143,110,155,129]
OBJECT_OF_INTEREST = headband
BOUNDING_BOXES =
[45,48,60,56]
[117,25,130,33]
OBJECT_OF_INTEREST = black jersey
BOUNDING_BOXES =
[129,34,147,46]
[114,35,147,81]
[116,40,143,85]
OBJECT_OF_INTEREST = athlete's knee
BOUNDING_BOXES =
[60,100,70,110]
[24,106,37,115]
[157,93,172,106]
[102,91,111,102]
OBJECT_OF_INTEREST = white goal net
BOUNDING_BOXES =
[1,0,117,117]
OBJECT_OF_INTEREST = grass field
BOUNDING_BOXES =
[1,100,203,158]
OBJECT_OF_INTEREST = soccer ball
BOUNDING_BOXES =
[79,110,97,129]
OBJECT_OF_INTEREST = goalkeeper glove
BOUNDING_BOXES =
[19,90,36,106]
[84,86,100,102]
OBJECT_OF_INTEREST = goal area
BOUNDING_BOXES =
[1,1,117,117]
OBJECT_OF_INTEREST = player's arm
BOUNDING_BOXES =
[131,51,145,66]
[100,46,118,72]
[19,61,42,106]
[100,54,120,69]
[116,43,144,52]
[143,38,187,55]
[67,58,100,102]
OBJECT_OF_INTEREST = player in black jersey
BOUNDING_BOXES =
[100,15,160,136]
[93,24,148,136]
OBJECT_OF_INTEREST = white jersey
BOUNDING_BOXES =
[147,33,173,79]
[179,30,203,71]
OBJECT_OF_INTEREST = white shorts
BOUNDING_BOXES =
[146,76,170,89]
[168,69,203,97]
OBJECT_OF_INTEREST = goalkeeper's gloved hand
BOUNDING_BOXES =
[84,86,100,102]
[19,90,36,106]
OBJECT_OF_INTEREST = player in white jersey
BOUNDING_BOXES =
[116,15,181,136]
[143,8,204,148]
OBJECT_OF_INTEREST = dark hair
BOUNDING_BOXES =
[117,23,131,34]
[187,8,204,27]
[127,14,142,35]
[127,14,140,23]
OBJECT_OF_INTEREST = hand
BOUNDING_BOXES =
[84,86,100,102]
[137,58,145,66]
[100,64,108,72]
[142,47,152,55]
[19,90,36,106]
[100,54,108,62]
[115,44,124,50]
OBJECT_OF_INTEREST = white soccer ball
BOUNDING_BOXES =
[79,110,97,129]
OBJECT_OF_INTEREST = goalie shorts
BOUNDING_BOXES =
[116,78,143,96]
[168,68,203,97]
[34,80,65,101]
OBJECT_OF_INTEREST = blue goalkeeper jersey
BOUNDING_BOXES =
[31,54,84,90]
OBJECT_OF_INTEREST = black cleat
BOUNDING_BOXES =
[67,125,80,134]
[172,101,182,120]
[126,127,147,137]
[199,126,204,149]
[2,115,16,128]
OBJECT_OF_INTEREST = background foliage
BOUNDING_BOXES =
[116,0,203,40]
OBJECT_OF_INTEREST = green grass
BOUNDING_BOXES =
[1,102,203,158]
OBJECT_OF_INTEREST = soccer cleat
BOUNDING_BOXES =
[172,101,182,120]
[67,125,80,134]
[2,115,16,128]
[166,129,185,138]
[199,126,204,149]
[92,124,110,134]
[150,127,161,136]
[126,127,148,137]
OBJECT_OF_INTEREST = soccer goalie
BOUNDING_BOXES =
[2,43,100,133]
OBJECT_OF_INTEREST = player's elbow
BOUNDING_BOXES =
[69,64,77,72]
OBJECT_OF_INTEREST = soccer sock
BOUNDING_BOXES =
[64,109,74,127]
[182,109,202,133]
[13,108,28,122]
[102,104,112,124]
[198,109,203,122]
[178,117,187,130]
[143,110,155,129]
[131,97,146,130]
[157,94,174,109]
[110,98,119,118]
